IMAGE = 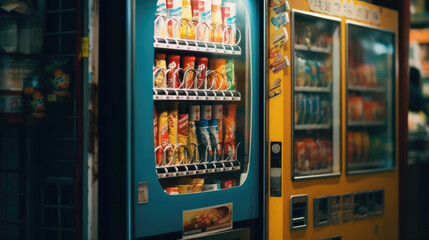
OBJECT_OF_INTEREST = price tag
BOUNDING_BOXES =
[207,169,215,173]
[188,170,197,175]
[226,97,232,101]
[225,167,232,171]
[208,96,215,101]
[216,168,224,172]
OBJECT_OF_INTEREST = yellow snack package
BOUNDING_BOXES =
[190,178,205,193]
[168,102,179,163]
[181,0,193,39]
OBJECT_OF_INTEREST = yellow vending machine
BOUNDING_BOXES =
[266,1,398,239]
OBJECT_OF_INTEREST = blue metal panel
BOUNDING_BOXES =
[128,0,261,238]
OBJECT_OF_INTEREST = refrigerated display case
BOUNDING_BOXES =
[291,10,341,179]
[346,22,396,174]
[128,0,262,239]
[266,1,399,240]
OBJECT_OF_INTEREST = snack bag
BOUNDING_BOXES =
[213,105,223,144]
[196,57,208,89]
[190,178,205,193]
[45,58,72,103]
[168,102,179,163]
[197,0,211,41]
[347,132,354,163]
[211,0,223,43]
[310,142,318,170]
[154,107,158,147]
[166,0,182,38]
[154,53,167,87]
[181,0,193,39]
[155,0,167,37]
[295,140,305,171]
[212,58,227,90]
[221,2,236,44]
[182,56,196,88]
[178,106,189,164]
[209,118,221,160]
[304,138,314,171]
[224,104,236,158]
[196,119,213,162]
[188,120,199,162]
[157,102,169,165]
[167,55,181,88]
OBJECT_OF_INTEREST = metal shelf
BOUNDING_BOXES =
[153,88,241,101]
[295,44,331,54]
[348,121,386,127]
[295,86,331,93]
[156,160,241,179]
[348,85,386,92]
[154,37,241,55]
[295,124,331,130]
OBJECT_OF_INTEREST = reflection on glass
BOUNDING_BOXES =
[346,23,395,173]
[292,11,341,179]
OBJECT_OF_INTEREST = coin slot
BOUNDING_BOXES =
[290,195,308,231]
[314,196,331,227]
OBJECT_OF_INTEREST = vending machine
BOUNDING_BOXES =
[266,0,398,239]
[126,0,263,239]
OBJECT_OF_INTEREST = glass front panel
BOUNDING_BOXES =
[152,0,251,194]
[346,23,395,173]
[292,11,341,179]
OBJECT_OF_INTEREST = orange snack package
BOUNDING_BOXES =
[213,58,227,90]
[224,104,236,158]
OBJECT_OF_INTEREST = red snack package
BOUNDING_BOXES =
[183,56,196,88]
[167,55,181,88]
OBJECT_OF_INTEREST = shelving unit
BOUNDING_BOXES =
[348,121,386,127]
[295,44,331,54]
[154,37,241,55]
[295,86,331,92]
[156,160,241,179]
[153,89,241,101]
[295,124,331,130]
[348,85,386,92]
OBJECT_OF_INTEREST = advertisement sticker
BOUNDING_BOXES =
[183,203,233,238]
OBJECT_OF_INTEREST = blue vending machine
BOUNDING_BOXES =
[127,0,264,239]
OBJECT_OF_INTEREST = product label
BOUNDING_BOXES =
[183,203,233,238]
[0,95,22,113]
[178,114,189,136]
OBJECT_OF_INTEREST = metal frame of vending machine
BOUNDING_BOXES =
[266,1,399,239]
[124,0,264,239]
